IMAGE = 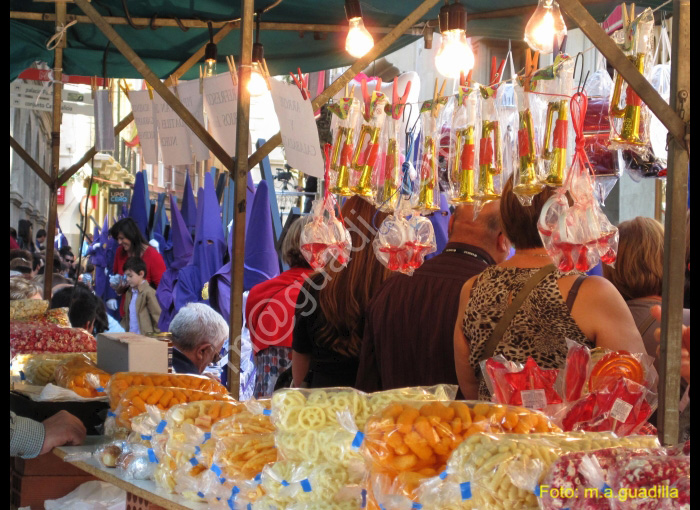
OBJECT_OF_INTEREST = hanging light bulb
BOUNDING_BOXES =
[345,0,374,58]
[248,42,268,97]
[204,21,218,77]
[434,0,474,79]
[524,0,567,54]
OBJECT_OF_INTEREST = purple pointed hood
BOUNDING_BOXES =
[189,173,226,285]
[244,180,280,291]
[168,193,194,270]
[129,171,150,238]
[426,192,450,260]
[181,172,197,237]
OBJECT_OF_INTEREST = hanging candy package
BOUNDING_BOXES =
[608,6,655,159]
[413,88,448,213]
[475,84,504,203]
[538,89,619,272]
[373,197,436,275]
[299,195,352,271]
[349,79,387,201]
[375,80,412,212]
[328,95,362,197]
[447,81,480,205]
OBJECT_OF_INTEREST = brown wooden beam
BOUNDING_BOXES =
[43,1,67,299]
[247,0,443,171]
[228,0,255,399]
[558,0,686,148]
[74,0,234,172]
[658,0,690,446]
[10,135,53,188]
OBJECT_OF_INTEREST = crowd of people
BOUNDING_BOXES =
[10,177,691,457]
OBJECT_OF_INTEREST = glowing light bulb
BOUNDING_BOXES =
[247,63,268,97]
[435,31,474,79]
[524,0,567,54]
[205,59,217,77]
[346,17,374,58]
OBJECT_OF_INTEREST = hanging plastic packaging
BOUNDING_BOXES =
[538,90,619,272]
[413,91,448,213]
[533,54,575,188]
[475,85,504,203]
[375,80,412,212]
[299,195,352,271]
[482,355,563,410]
[512,84,547,205]
[328,97,362,196]
[373,197,436,275]
[349,79,388,200]
[447,83,480,204]
[648,23,672,167]
[608,6,655,158]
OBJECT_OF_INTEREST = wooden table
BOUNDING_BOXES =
[53,436,209,510]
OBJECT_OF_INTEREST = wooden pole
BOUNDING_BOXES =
[43,2,67,299]
[246,0,443,171]
[557,0,686,147]
[73,0,234,172]
[658,0,690,446]
[228,0,255,399]
[10,135,53,187]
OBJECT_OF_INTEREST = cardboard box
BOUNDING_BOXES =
[97,333,169,374]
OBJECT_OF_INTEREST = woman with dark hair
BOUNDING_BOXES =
[291,196,391,388]
[454,177,647,400]
[109,217,166,288]
[17,220,36,254]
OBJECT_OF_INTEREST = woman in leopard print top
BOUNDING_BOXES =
[454,178,647,400]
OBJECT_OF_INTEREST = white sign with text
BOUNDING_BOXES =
[203,73,238,157]
[153,87,194,166]
[270,79,323,178]
[175,79,210,161]
[128,90,159,165]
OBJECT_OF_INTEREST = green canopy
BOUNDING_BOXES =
[10,0,669,81]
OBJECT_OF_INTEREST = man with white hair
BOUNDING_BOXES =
[169,303,229,374]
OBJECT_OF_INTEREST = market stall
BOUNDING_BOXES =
[9,2,690,507]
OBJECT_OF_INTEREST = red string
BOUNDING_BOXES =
[570,90,593,176]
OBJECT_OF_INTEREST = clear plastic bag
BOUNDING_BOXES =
[474,87,504,203]
[482,356,563,410]
[10,298,48,320]
[512,84,547,206]
[609,454,689,509]
[54,353,110,398]
[328,96,363,197]
[413,96,449,213]
[22,352,97,386]
[10,321,96,357]
[447,85,481,205]
[13,307,70,327]
[299,196,352,270]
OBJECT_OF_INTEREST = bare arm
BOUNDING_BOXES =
[571,276,646,354]
[292,350,311,387]
[454,278,480,400]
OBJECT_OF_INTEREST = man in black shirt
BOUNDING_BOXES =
[355,201,510,392]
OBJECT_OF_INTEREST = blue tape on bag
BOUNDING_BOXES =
[195,446,201,455]
[19,371,25,381]
[141,435,152,441]
[300,479,312,492]
[351,431,365,450]
[211,464,223,477]
[412,503,423,509]
[107,411,116,418]
[227,498,235,510]
[247,504,252,510]
[189,457,198,467]
[281,479,290,487]
[148,449,158,463]
[197,492,205,499]
[220,477,226,485]
[203,432,212,442]
[460,482,472,500]
[602,484,611,492]
[262,409,271,416]
[534,486,541,498]
[156,420,167,434]
[254,473,262,483]
[96,386,105,393]
[439,471,448,480]
[361,489,367,508]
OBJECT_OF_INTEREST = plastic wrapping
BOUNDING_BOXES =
[608,8,655,159]
[482,356,563,410]
[375,116,403,212]
[328,97,362,197]
[474,86,504,202]
[534,54,575,188]
[413,96,449,213]
[512,83,546,205]
[609,454,690,509]
[349,82,388,200]
[54,354,110,398]
[14,307,70,327]
[10,298,48,320]
[373,198,437,275]
[21,352,97,386]
[107,372,228,410]
[447,85,481,204]
[95,441,156,480]
[299,196,352,270]
[362,401,560,507]
[10,321,97,357]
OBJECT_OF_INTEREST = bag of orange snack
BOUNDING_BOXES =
[54,353,111,398]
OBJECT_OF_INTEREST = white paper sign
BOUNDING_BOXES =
[153,87,194,166]
[94,89,115,152]
[610,398,634,423]
[520,389,547,410]
[128,89,159,165]
[270,79,324,178]
[175,79,210,161]
[203,73,238,157]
